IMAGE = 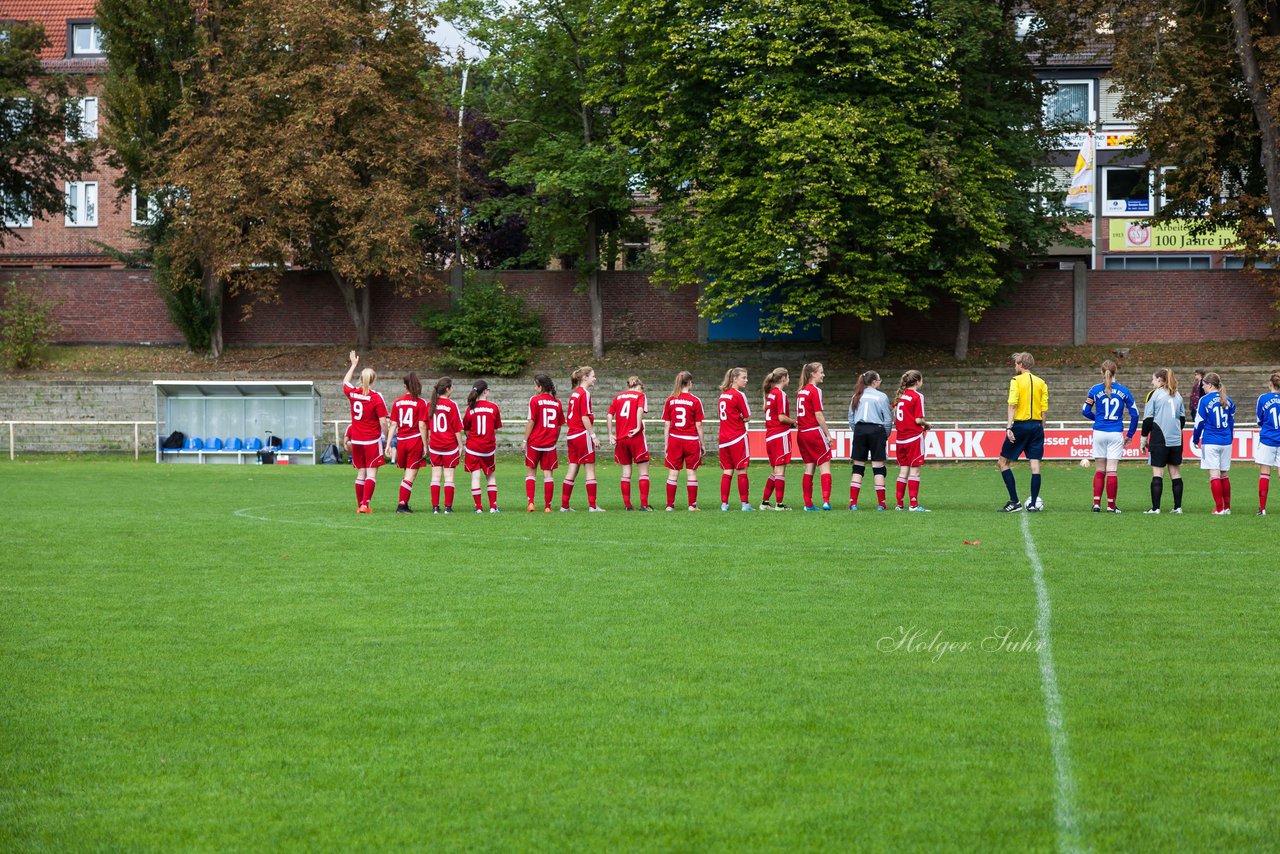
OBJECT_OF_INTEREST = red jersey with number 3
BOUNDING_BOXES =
[344,383,388,443]
[428,397,464,452]
[764,387,790,438]
[662,393,704,440]
[894,389,925,442]
[391,395,428,441]
[527,393,565,451]
[717,388,751,446]
[609,391,647,437]
[463,400,503,455]
[795,384,823,432]
[566,387,594,439]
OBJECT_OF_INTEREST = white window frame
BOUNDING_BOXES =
[67,96,98,141]
[1043,78,1096,126]
[1103,255,1212,271]
[2,192,32,228]
[131,188,158,225]
[1101,166,1153,217]
[65,181,98,227]
[70,23,103,56]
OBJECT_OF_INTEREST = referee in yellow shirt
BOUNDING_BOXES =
[998,352,1048,512]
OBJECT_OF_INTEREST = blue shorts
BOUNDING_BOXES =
[1000,421,1044,461]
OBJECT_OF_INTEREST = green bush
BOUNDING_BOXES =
[156,250,218,353]
[417,276,543,376]
[0,282,60,369]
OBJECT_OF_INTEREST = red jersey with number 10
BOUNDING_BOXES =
[527,393,565,451]
[344,383,388,443]
[609,390,647,437]
[428,397,464,452]
[795,384,823,432]
[566,387,594,439]
[717,388,751,446]
[463,400,503,455]
[764,387,790,437]
[391,395,428,441]
[662,393,704,440]
[894,389,925,442]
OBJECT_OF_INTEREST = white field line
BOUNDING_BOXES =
[1020,512,1086,854]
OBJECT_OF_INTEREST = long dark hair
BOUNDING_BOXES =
[403,371,422,400]
[850,370,879,413]
[430,377,452,411]
[467,379,488,410]
[535,373,557,398]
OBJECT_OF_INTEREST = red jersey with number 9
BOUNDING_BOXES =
[391,395,429,441]
[527,393,565,451]
[608,390,647,437]
[344,383,388,443]
[463,400,503,455]
[427,397,464,452]
[662,393,704,440]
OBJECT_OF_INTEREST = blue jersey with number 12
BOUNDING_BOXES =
[1082,382,1138,436]
[1257,391,1280,448]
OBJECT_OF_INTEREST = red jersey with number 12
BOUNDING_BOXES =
[662,393,704,440]
[795,384,823,432]
[608,391,647,437]
[463,400,503,455]
[344,383,388,443]
[527,393,565,451]
[894,389,925,443]
[717,388,751,446]
[566,387,594,439]
[764,387,790,438]
[391,395,428,441]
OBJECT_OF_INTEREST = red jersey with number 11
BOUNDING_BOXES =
[463,400,503,455]
[527,393,565,451]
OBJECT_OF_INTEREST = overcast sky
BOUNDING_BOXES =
[431,19,487,60]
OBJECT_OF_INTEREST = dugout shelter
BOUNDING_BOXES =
[154,381,322,464]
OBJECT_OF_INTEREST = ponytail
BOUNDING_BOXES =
[762,367,788,411]
[429,377,452,411]
[1155,368,1177,398]
[671,370,693,399]
[719,367,746,392]
[403,371,421,400]
[896,370,922,404]
[1101,359,1117,399]
[534,373,557,398]
[627,375,644,390]
[571,366,593,389]
[1204,372,1228,413]
[850,371,874,414]
[1269,371,1280,391]
[360,368,376,394]
[799,362,823,388]
[467,379,488,410]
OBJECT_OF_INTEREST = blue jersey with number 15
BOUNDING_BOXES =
[1082,382,1138,436]
[1257,391,1280,448]
[1194,391,1236,446]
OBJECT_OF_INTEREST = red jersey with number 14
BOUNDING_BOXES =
[428,397,464,452]
[608,391,647,437]
[391,395,428,441]
[344,383,388,443]
[566,387,594,439]
[795,384,823,432]
[527,394,565,451]
[764,387,790,438]
[463,400,503,455]
[717,388,751,446]
[894,389,925,443]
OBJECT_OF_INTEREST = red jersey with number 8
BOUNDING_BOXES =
[344,383,388,443]
[717,388,750,447]
[527,394,565,451]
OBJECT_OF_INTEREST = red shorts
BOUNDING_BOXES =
[464,451,496,475]
[525,446,559,471]
[665,437,703,470]
[718,438,749,470]
[567,433,596,465]
[895,436,925,468]
[349,442,384,469]
[764,431,792,467]
[396,437,425,470]
[797,429,832,466]
[429,448,460,468]
[613,434,650,465]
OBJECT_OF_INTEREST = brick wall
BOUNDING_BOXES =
[1,268,183,344]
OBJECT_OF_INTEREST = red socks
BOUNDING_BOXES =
[774,478,785,503]
[762,476,775,504]
[543,478,554,509]
[849,482,860,506]
[1210,476,1224,511]
[355,478,365,507]
[1261,473,1271,511]
[896,476,906,507]
[525,476,535,505]
[720,474,732,505]
[1093,470,1105,505]
[687,483,698,507]
[621,478,632,509]
[472,488,483,510]
[1106,473,1118,509]
[562,478,575,509]
[666,479,678,509]
[586,479,597,509]
[399,479,412,507]
[639,475,650,507]
[737,472,749,504]
[875,484,886,508]
[802,474,814,506]
[908,476,920,507]
[1223,476,1231,509]
[821,473,831,503]
[487,485,497,510]
[444,484,454,507]
[363,478,376,505]
[431,483,441,507]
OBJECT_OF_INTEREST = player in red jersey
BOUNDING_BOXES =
[717,367,755,511]
[760,367,797,510]
[389,371,430,513]
[463,379,503,513]
[662,370,705,510]
[524,373,565,512]
[892,370,931,511]
[342,350,392,514]
[608,375,653,510]
[426,377,465,514]
[796,361,834,510]
[561,366,605,511]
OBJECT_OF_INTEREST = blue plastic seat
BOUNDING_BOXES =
[183,437,203,451]
[246,437,263,451]
[283,437,302,452]
[225,437,244,451]
[301,437,315,451]
[204,437,223,451]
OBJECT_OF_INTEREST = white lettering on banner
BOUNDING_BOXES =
[966,432,984,457]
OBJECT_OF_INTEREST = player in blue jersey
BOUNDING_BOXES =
[1082,359,1138,513]
[1254,371,1280,516]
[1193,371,1236,515]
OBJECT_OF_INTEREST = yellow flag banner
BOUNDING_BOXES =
[1108,219,1242,252]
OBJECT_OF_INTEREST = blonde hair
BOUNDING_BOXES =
[1204,371,1229,413]
[1013,352,1035,371]
[1154,368,1178,397]
[670,370,693,399]
[896,370,922,404]
[762,367,788,410]
[799,362,823,388]
[360,367,376,394]
[571,366,594,388]
[719,367,747,392]
[627,375,643,390]
[1101,359,1117,398]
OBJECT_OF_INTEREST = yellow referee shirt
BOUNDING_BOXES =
[1008,372,1048,422]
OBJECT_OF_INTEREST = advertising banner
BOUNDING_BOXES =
[1108,219,1241,252]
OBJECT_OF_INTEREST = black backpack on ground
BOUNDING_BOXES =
[319,443,342,465]
[161,431,185,449]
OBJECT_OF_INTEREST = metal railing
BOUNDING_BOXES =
[5,420,158,461]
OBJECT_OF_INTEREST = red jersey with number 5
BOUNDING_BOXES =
[717,388,751,446]
[527,393,565,451]
[463,400,503,455]
[344,383,388,443]
[795,384,823,432]
[662,393,704,440]
[428,397,464,452]
[391,395,428,441]
[608,390,647,437]
[566,387,594,439]
[894,389,925,442]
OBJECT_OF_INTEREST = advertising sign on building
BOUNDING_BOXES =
[1108,219,1241,252]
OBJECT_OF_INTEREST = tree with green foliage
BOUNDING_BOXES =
[609,0,1080,357]
[444,0,642,357]
[160,0,455,350]
[417,274,543,375]
[0,22,93,246]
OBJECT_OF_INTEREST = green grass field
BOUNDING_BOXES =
[2,458,1277,852]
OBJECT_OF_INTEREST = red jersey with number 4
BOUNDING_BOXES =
[566,387,594,439]
[463,400,503,455]
[609,391,647,438]
[795,384,823,432]
[527,394,565,451]
[717,388,751,446]
[764,387,790,438]
[894,389,925,442]
[662,393,704,441]
[344,383,388,443]
[428,397,464,452]
[391,395,429,441]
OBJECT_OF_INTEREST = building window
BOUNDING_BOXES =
[1102,167,1152,216]
[66,96,98,141]
[68,22,103,57]
[2,96,31,133]
[1044,80,1094,126]
[65,182,98,227]
[2,193,32,228]
[131,189,158,225]
[1103,255,1211,270]
[1224,257,1274,270]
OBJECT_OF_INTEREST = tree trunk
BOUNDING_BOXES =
[1228,0,1280,240]
[586,212,603,358]
[201,261,223,359]
[859,317,885,360]
[954,313,970,361]
[333,271,372,350]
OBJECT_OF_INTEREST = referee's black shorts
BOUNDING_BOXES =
[851,423,888,462]
[1000,421,1044,461]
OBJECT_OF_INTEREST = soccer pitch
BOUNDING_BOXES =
[2,458,1277,851]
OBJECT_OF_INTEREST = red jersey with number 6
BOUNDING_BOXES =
[527,393,565,451]
[344,383,388,443]
[391,395,428,441]
[428,397,464,453]
[463,400,503,455]
[717,388,751,447]
[608,390,647,438]
[764,387,790,438]
[894,389,925,442]
[795,384,823,432]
